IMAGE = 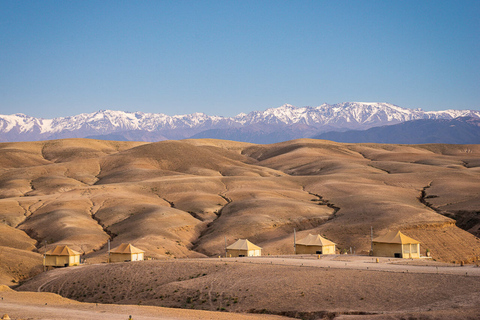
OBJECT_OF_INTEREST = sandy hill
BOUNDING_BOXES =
[0,138,479,284]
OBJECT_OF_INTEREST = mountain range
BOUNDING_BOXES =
[1,102,479,144]
[314,117,480,144]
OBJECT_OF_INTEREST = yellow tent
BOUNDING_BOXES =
[44,245,81,267]
[109,243,145,263]
[372,230,420,259]
[296,234,336,254]
[226,239,262,257]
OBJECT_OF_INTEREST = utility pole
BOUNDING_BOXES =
[294,228,296,254]
[370,226,373,254]
[43,240,47,272]
[224,236,227,258]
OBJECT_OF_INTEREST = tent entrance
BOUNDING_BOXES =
[394,253,401,258]
[316,250,322,254]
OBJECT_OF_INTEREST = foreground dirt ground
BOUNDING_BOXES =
[16,256,480,319]
[0,285,288,320]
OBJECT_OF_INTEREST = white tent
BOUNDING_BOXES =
[226,239,262,257]
[296,234,336,254]
[372,230,420,258]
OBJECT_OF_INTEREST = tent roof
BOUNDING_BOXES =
[45,245,81,256]
[226,239,262,251]
[373,230,420,244]
[296,234,335,246]
[110,243,145,254]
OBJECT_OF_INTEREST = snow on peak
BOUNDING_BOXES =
[0,103,479,141]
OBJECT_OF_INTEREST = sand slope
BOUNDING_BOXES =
[1,138,480,285]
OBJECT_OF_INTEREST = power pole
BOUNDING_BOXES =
[43,240,47,272]
[370,226,373,254]
[224,236,227,258]
[294,228,296,254]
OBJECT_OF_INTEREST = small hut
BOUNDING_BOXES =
[372,230,420,259]
[109,243,145,263]
[295,234,336,254]
[44,245,81,267]
[226,239,262,257]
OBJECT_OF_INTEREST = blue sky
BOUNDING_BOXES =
[1,1,479,118]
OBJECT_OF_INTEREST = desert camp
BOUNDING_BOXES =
[372,230,421,259]
[226,239,262,257]
[109,243,145,263]
[295,233,336,254]
[44,245,81,267]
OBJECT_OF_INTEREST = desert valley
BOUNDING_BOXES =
[0,137,480,319]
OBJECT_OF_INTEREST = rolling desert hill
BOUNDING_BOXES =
[0,138,480,286]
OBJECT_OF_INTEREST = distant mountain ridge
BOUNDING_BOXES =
[1,102,479,143]
[315,117,480,144]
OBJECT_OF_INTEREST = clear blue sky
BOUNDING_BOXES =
[1,1,479,118]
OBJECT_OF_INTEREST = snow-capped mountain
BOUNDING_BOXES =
[233,102,480,128]
[0,102,479,143]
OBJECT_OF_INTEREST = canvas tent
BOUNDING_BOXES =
[44,245,81,267]
[226,239,262,257]
[109,243,145,263]
[295,233,336,254]
[372,230,420,258]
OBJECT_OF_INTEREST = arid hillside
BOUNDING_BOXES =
[17,258,480,319]
[1,138,480,284]
[0,283,287,320]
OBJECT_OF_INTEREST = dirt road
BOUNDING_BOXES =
[213,254,480,276]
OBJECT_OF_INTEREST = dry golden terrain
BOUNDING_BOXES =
[16,258,480,319]
[1,138,480,319]
[0,284,288,320]
[1,138,480,286]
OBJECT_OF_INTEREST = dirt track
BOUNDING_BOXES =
[216,255,480,276]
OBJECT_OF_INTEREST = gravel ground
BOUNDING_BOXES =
[16,256,480,319]
[0,285,288,320]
